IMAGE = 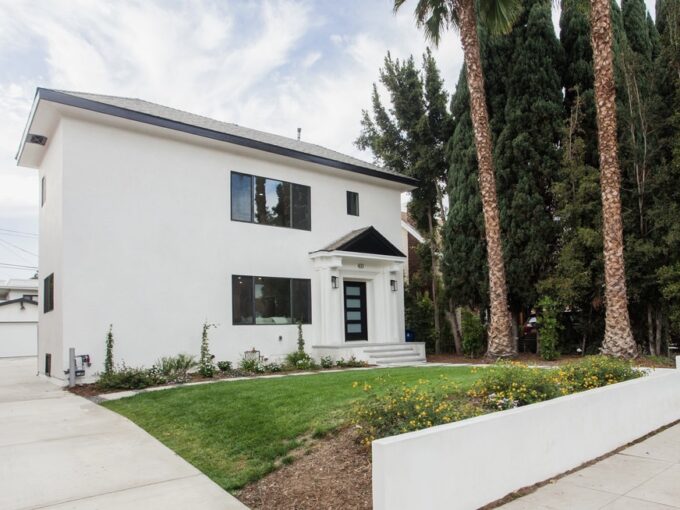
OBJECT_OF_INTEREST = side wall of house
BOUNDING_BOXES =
[38,121,64,375]
[58,116,404,379]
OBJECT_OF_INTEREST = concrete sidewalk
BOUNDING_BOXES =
[0,357,248,510]
[501,422,680,509]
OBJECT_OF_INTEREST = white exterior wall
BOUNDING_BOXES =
[372,367,680,510]
[38,122,64,374]
[0,302,38,357]
[46,115,405,379]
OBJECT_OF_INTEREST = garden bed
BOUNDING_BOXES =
[428,352,676,368]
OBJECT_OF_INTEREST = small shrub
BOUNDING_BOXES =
[199,322,217,378]
[469,357,644,409]
[351,377,484,445]
[263,361,283,372]
[461,309,486,357]
[155,354,196,383]
[216,360,232,373]
[285,350,317,370]
[320,356,334,369]
[104,324,114,375]
[336,355,368,368]
[555,356,643,393]
[239,357,265,374]
[96,363,164,391]
[537,296,561,361]
[468,362,562,409]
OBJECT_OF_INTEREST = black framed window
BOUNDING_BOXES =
[44,273,54,313]
[347,191,359,216]
[231,172,310,230]
[232,275,311,325]
[41,176,46,207]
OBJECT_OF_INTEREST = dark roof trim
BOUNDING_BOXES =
[314,226,406,258]
[35,88,418,187]
[0,297,38,307]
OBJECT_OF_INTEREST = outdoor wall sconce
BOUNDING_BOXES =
[331,276,338,289]
[390,279,398,292]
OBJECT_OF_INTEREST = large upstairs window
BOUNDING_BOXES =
[231,172,311,230]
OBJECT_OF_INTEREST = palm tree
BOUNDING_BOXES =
[394,0,520,357]
[588,0,637,357]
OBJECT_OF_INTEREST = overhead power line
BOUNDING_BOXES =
[0,262,38,270]
[0,238,37,257]
[0,228,38,238]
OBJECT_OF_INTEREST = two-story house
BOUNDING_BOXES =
[16,89,425,381]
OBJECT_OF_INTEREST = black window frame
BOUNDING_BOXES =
[347,191,359,216]
[230,171,311,231]
[44,273,54,313]
[232,274,312,325]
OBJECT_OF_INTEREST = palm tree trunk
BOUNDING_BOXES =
[455,0,514,357]
[589,0,637,358]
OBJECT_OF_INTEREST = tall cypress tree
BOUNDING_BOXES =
[560,0,598,166]
[494,0,563,319]
[443,25,510,312]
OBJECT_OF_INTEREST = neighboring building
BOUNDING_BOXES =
[16,88,425,381]
[0,279,38,357]
[400,212,425,283]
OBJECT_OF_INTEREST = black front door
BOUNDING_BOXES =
[344,281,367,341]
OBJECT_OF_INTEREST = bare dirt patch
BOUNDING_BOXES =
[237,428,371,510]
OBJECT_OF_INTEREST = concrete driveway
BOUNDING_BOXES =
[0,357,248,510]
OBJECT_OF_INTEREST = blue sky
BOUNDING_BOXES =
[0,0,656,279]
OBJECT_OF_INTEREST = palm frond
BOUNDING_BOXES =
[477,0,523,35]
[394,0,454,46]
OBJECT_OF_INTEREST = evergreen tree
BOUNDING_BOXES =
[494,0,563,320]
[444,0,563,340]
[539,91,605,353]
[560,0,598,166]
[443,69,488,310]
[356,52,453,353]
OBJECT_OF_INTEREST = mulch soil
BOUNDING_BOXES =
[237,428,372,510]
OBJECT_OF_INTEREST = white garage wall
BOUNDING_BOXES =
[0,302,38,357]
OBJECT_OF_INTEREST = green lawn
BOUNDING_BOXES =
[103,366,479,491]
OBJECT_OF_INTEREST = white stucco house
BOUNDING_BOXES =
[16,88,425,382]
[0,279,39,357]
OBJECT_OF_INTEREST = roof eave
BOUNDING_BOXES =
[21,89,419,188]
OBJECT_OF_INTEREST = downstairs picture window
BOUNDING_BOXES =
[232,275,311,325]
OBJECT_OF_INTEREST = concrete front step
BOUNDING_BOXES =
[372,356,426,365]
[368,351,421,359]
[364,346,416,354]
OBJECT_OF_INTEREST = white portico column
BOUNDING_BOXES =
[311,255,344,346]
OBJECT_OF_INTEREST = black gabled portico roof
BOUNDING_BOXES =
[312,226,405,257]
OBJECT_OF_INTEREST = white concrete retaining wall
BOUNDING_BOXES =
[372,363,680,510]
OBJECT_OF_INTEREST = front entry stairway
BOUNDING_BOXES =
[363,343,426,365]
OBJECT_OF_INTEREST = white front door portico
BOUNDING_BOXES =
[309,226,425,363]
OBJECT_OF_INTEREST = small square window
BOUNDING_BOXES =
[41,176,46,207]
[347,191,359,216]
